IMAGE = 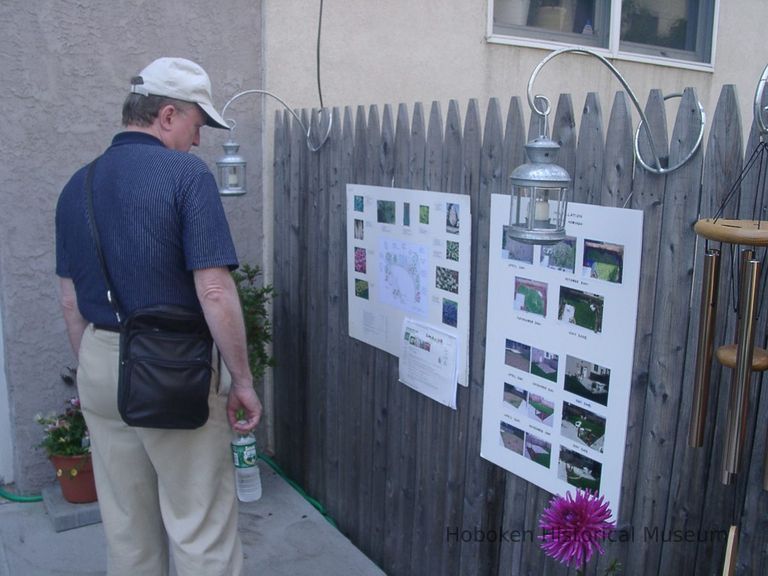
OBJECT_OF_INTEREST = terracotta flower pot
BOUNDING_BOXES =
[49,454,97,504]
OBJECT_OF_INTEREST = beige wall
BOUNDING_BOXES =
[0,0,263,491]
[263,0,766,157]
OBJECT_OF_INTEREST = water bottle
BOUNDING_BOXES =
[231,427,262,502]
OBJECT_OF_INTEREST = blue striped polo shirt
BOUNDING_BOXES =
[55,131,238,327]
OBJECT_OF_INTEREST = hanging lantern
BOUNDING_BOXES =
[216,138,247,196]
[214,89,333,198]
[507,135,570,245]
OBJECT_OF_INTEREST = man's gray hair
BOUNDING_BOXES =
[122,93,196,127]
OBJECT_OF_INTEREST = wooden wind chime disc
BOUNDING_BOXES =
[694,218,768,246]
[715,343,768,371]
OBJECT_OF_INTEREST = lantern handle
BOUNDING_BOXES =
[220,89,332,152]
[526,47,705,175]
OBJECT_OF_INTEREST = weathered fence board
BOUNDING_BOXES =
[662,84,743,576]
[602,92,634,208]
[574,92,604,205]
[627,87,704,576]
[270,84,768,576]
[612,89,668,570]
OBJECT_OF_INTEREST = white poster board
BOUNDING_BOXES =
[480,194,643,518]
[347,184,472,388]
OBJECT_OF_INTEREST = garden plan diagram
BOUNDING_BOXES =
[379,238,429,317]
[347,184,472,387]
[480,195,642,518]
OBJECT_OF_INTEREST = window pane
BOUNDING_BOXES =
[492,0,609,48]
[490,0,713,65]
[620,0,712,61]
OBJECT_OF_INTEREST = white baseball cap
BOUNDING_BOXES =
[130,57,229,129]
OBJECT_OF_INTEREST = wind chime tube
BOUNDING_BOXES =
[722,252,760,478]
[764,446,768,491]
[689,248,721,448]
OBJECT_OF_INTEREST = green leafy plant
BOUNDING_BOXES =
[35,369,90,457]
[232,264,275,380]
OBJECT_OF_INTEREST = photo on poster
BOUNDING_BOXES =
[442,298,458,328]
[404,328,431,351]
[419,205,430,224]
[500,421,525,455]
[354,195,364,212]
[354,247,367,273]
[524,433,552,468]
[514,276,548,317]
[436,266,459,294]
[558,286,604,333]
[504,339,531,373]
[531,347,558,383]
[540,236,577,273]
[561,401,606,453]
[503,382,528,410]
[446,203,460,234]
[558,447,602,492]
[583,239,624,283]
[501,226,534,263]
[403,202,411,226]
[377,200,396,224]
[354,279,370,300]
[446,240,460,262]
[354,219,364,240]
[527,393,555,427]
[564,355,611,406]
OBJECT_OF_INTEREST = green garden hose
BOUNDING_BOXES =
[258,454,338,529]
[0,486,43,503]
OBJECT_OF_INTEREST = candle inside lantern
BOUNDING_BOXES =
[228,168,239,187]
[534,197,550,223]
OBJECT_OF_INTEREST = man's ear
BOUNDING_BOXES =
[157,104,177,131]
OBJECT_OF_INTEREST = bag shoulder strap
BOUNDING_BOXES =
[84,160,124,324]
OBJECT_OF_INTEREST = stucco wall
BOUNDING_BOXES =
[0,287,11,484]
[0,1,264,491]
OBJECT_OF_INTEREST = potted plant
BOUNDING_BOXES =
[34,368,97,503]
[232,264,275,380]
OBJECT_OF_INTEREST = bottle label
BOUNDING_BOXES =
[231,441,257,468]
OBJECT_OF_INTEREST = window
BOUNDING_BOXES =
[489,0,717,69]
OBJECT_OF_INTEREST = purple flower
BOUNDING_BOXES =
[539,489,615,569]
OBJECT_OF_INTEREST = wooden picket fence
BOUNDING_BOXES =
[270,84,768,575]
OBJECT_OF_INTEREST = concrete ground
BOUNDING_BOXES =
[0,462,385,576]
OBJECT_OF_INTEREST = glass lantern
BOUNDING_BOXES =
[216,139,246,196]
[507,135,570,245]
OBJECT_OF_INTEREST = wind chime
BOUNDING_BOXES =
[689,63,768,489]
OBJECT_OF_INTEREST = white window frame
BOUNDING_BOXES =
[487,0,720,73]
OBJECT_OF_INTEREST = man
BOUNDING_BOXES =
[55,57,261,576]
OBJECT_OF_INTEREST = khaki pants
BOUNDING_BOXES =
[77,325,243,576]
